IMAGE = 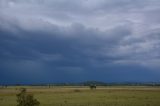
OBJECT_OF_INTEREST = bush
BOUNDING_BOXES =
[16,88,40,106]
[89,85,96,90]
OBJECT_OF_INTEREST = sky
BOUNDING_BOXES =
[0,0,160,84]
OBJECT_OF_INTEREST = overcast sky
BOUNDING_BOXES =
[1,0,160,84]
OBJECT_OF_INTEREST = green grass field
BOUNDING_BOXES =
[0,86,160,106]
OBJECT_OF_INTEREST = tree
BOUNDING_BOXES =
[89,84,96,90]
[16,88,40,106]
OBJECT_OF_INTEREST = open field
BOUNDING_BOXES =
[0,86,160,106]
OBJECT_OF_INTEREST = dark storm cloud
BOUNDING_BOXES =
[1,0,160,83]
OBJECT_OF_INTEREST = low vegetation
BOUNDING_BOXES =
[0,86,160,106]
[16,88,40,106]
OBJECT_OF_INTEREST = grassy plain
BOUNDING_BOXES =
[0,86,160,106]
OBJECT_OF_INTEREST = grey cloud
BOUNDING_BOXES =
[1,0,160,83]
[1,0,160,65]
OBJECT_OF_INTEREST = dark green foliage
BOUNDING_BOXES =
[89,85,96,90]
[16,88,40,106]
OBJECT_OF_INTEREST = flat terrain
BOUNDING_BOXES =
[0,86,160,106]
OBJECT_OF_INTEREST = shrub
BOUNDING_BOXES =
[16,88,40,106]
[89,85,96,90]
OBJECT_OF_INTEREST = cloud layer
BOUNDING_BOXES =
[1,0,160,83]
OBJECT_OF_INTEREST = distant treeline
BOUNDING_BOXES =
[1,81,160,87]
